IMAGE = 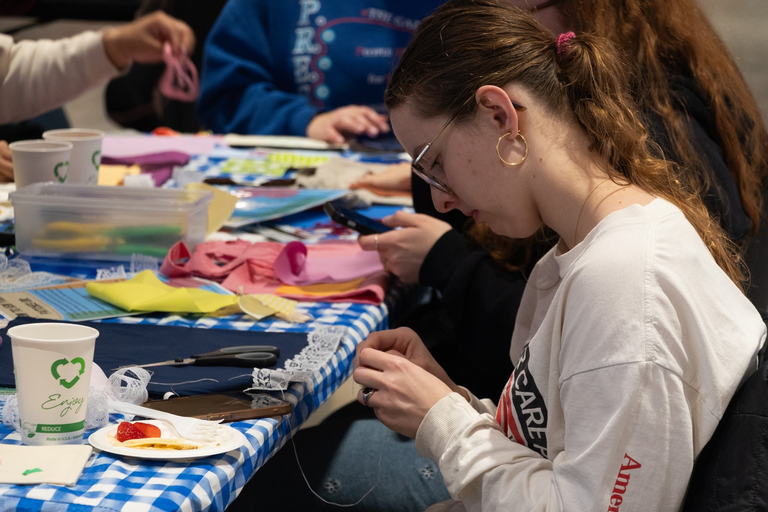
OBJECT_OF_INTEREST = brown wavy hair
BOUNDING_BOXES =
[560,0,768,237]
[385,0,745,288]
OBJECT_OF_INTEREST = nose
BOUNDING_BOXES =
[430,186,459,214]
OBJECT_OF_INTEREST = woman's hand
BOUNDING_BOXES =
[358,212,452,283]
[0,141,13,182]
[306,105,390,144]
[102,11,196,69]
[350,162,411,192]
[353,328,463,438]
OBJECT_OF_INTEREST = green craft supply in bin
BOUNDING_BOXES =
[10,183,212,260]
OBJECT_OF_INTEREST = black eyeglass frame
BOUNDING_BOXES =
[410,97,527,195]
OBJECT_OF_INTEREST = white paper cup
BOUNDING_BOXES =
[9,323,99,445]
[9,140,73,189]
[43,129,104,185]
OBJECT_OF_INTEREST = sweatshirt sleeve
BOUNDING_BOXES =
[416,361,703,511]
[0,31,119,124]
[197,0,318,136]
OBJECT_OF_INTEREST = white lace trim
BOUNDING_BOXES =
[0,255,63,292]
[249,325,346,391]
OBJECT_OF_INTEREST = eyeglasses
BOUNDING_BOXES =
[411,98,527,195]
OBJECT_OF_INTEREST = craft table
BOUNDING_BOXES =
[0,137,413,510]
[0,288,418,511]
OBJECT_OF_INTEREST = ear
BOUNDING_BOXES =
[475,85,520,134]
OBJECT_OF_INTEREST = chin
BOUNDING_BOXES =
[486,220,541,240]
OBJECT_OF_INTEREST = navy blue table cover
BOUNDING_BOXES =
[0,318,308,396]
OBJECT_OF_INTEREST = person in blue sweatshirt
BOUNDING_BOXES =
[198,0,444,143]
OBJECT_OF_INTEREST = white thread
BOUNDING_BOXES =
[106,367,153,404]
[149,378,220,386]
[280,389,388,507]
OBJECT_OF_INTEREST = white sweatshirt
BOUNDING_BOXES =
[0,31,120,124]
[416,199,766,512]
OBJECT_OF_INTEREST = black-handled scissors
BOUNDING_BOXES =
[118,345,280,370]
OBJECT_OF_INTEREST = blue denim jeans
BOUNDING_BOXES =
[228,402,451,511]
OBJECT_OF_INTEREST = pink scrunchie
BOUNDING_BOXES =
[556,31,576,59]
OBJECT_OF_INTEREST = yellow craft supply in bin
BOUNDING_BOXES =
[10,183,213,260]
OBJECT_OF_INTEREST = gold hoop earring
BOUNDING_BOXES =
[496,131,528,166]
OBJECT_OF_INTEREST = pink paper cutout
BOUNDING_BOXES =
[159,42,199,102]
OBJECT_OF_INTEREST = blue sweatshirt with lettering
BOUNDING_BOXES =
[199,0,443,135]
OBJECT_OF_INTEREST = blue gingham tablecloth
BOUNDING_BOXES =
[0,290,414,511]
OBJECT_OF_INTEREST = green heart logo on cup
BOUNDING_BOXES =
[92,150,101,171]
[54,161,69,183]
[50,357,86,389]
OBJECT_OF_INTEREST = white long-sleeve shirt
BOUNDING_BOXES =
[416,199,766,512]
[0,31,119,124]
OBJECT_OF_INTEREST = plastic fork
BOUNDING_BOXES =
[108,400,223,442]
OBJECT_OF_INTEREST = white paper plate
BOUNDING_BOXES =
[88,420,247,460]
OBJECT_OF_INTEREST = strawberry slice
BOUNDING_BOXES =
[134,422,161,438]
[116,421,147,442]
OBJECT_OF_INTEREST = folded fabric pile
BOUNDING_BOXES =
[161,239,387,304]
[101,151,190,186]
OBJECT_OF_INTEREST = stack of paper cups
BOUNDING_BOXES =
[43,129,104,185]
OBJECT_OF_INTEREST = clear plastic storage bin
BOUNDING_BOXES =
[10,184,212,260]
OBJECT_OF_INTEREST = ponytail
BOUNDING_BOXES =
[556,32,745,289]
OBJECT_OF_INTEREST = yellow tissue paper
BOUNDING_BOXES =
[85,270,239,313]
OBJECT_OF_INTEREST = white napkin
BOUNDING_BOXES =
[0,444,92,485]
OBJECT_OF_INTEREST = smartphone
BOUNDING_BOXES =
[0,219,14,247]
[323,200,393,235]
[141,392,292,422]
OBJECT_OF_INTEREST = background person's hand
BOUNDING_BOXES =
[0,141,13,182]
[350,162,411,192]
[102,11,196,69]
[358,212,452,283]
[306,105,390,144]
[353,327,465,438]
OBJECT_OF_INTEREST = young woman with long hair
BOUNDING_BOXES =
[359,0,768,398]
[351,0,766,509]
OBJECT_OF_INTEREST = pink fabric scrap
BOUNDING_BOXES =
[273,241,384,286]
[160,239,388,305]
